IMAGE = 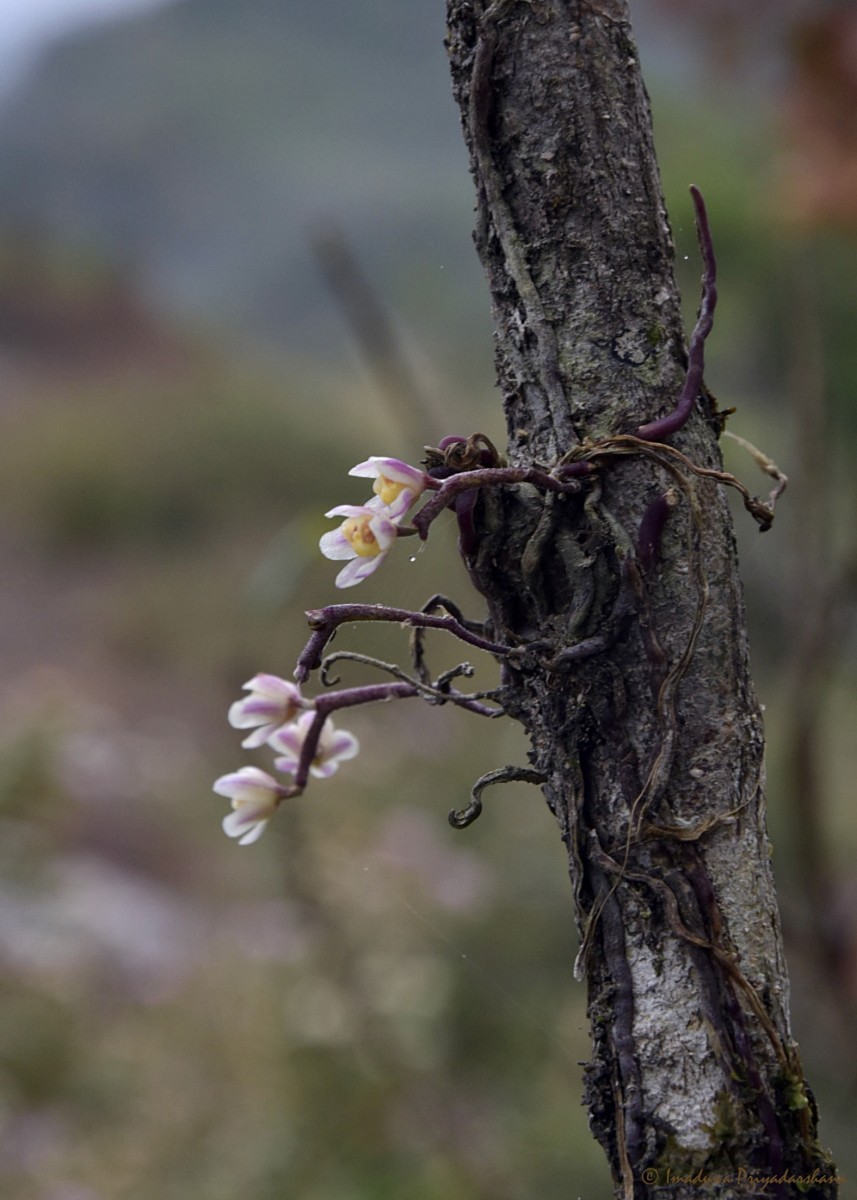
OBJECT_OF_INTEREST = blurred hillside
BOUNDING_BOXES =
[0,0,493,374]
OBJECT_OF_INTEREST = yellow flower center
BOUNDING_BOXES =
[342,515,382,557]
[373,474,407,506]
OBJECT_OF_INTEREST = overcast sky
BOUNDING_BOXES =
[0,0,167,92]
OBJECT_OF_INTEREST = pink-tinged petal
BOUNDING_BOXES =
[234,696,283,721]
[321,503,399,579]
[349,457,427,490]
[246,674,305,707]
[385,490,418,520]
[270,712,360,778]
[215,766,283,844]
[228,677,307,745]
[213,766,281,800]
[213,770,245,798]
[238,822,268,845]
[322,728,360,762]
[365,491,418,522]
[228,799,274,824]
[366,511,398,549]
[349,458,427,512]
[309,728,360,776]
[222,810,269,845]
[269,717,310,762]
[243,673,289,696]
[237,724,277,750]
[233,676,305,712]
[319,528,356,561]
[228,696,282,728]
[335,554,387,588]
[274,755,300,777]
[309,760,340,779]
[324,504,376,519]
[348,460,377,477]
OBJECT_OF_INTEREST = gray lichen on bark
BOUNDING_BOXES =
[444,1,837,1196]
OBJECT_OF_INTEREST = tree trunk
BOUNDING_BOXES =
[444,2,837,1196]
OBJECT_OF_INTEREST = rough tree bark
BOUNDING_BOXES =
[443,2,837,1197]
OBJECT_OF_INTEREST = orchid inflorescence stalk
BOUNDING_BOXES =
[213,435,580,843]
[214,653,509,843]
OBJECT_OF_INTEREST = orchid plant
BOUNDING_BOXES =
[213,436,578,841]
[214,191,786,845]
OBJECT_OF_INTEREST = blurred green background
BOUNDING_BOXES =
[0,1,855,1197]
